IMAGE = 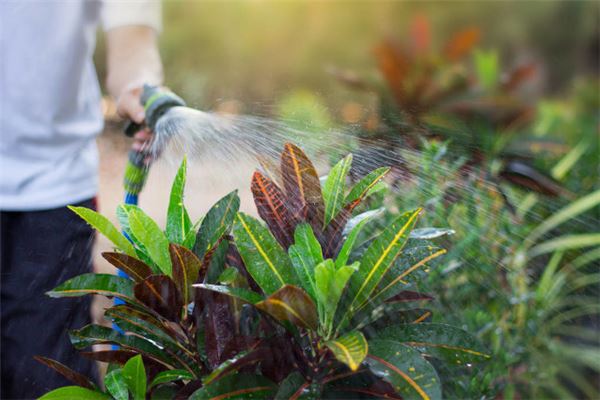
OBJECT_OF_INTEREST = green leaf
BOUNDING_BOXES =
[336,209,383,268]
[346,209,422,316]
[128,208,172,276]
[315,259,357,336]
[47,273,136,303]
[39,386,110,400]
[325,330,368,371]
[375,323,490,364]
[233,212,300,294]
[366,339,441,400]
[288,223,323,301]
[68,206,136,257]
[193,284,264,305]
[190,373,275,400]
[256,285,318,330]
[345,167,390,206]
[529,233,600,258]
[122,354,146,400]
[409,228,455,240]
[323,154,353,225]
[474,49,499,91]
[166,157,192,244]
[274,372,307,400]
[169,243,203,306]
[150,369,194,388]
[194,191,240,260]
[104,368,128,400]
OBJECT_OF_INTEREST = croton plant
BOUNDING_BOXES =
[40,143,489,400]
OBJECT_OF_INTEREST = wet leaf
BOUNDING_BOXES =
[102,252,153,282]
[47,273,136,304]
[129,207,172,276]
[39,386,110,400]
[325,330,368,371]
[500,160,566,197]
[70,325,176,367]
[385,291,434,303]
[274,371,307,400]
[233,212,300,294]
[444,27,479,61]
[104,368,128,400]
[366,340,441,400]
[150,369,194,388]
[256,284,318,330]
[189,373,275,400]
[80,350,169,373]
[345,167,390,207]
[68,206,136,257]
[346,209,422,314]
[34,356,96,389]
[409,228,455,240]
[203,348,266,385]
[323,154,353,226]
[194,191,240,260]
[252,171,295,248]
[169,243,203,306]
[193,284,264,305]
[288,223,323,301]
[166,157,193,245]
[203,290,236,369]
[280,143,324,224]
[375,323,490,364]
[134,275,183,321]
[315,259,357,333]
[336,209,383,268]
[122,354,146,400]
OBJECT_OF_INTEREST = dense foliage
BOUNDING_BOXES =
[40,144,488,399]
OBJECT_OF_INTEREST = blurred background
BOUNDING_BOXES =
[92,1,599,399]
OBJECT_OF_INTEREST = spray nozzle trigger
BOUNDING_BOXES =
[124,84,186,137]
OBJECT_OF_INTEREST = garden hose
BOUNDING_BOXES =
[114,85,186,335]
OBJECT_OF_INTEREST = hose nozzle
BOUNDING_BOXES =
[124,84,186,137]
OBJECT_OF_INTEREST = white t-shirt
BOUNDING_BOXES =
[0,1,161,211]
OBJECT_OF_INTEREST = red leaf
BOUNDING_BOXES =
[102,252,153,282]
[134,275,183,321]
[34,356,96,389]
[444,27,480,61]
[251,171,295,248]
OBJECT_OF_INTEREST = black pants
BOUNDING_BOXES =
[1,199,98,399]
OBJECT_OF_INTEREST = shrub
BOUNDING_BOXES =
[40,144,487,399]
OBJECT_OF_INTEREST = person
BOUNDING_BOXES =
[0,1,162,398]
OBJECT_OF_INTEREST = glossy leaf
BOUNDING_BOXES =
[203,348,268,385]
[102,252,152,282]
[68,206,136,257]
[194,190,240,260]
[150,369,194,388]
[345,167,390,206]
[190,373,275,400]
[39,386,110,400]
[288,223,323,301]
[203,290,236,369]
[47,273,136,304]
[336,209,383,268]
[193,284,264,305]
[346,209,422,314]
[233,212,300,294]
[169,243,203,306]
[323,154,353,225]
[69,325,176,367]
[128,207,172,276]
[122,354,146,400]
[34,356,96,389]
[375,323,490,364]
[409,228,455,240]
[315,259,357,334]
[256,284,318,330]
[134,275,183,321]
[280,143,324,222]
[104,368,128,400]
[325,330,368,371]
[166,157,192,244]
[366,340,441,400]
[274,371,307,400]
[251,171,295,248]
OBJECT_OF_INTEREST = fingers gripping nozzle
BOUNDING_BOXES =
[124,84,186,137]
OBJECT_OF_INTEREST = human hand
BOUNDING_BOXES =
[116,85,153,152]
